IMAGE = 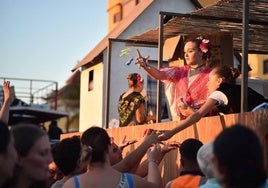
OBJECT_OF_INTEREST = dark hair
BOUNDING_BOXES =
[5,124,48,188]
[213,65,240,84]
[0,121,10,154]
[48,120,63,140]
[180,138,203,161]
[11,123,47,156]
[52,136,81,175]
[186,37,212,61]
[80,126,110,164]
[126,73,143,88]
[213,124,266,188]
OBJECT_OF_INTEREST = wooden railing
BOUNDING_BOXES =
[61,110,268,185]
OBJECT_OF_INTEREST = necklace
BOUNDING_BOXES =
[188,64,205,86]
[189,63,205,70]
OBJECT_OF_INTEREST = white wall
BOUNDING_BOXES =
[79,63,104,132]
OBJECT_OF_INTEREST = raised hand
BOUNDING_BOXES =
[119,135,137,151]
[158,130,174,141]
[161,141,180,154]
[143,130,161,146]
[147,143,161,163]
[135,49,150,68]
[2,81,14,105]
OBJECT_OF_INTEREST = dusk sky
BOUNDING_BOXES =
[0,0,107,88]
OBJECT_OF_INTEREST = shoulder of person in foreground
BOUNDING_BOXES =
[61,175,79,188]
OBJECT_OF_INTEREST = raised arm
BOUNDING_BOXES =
[135,142,178,177]
[130,144,163,188]
[112,131,159,173]
[146,144,162,187]
[136,49,167,80]
[0,81,14,124]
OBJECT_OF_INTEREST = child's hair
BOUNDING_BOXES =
[213,65,240,84]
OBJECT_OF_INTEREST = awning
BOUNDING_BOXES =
[130,0,268,54]
[9,106,69,125]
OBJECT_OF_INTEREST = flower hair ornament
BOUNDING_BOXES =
[197,37,212,60]
[136,74,144,85]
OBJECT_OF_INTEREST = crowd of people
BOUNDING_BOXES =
[1,116,267,188]
[1,36,268,188]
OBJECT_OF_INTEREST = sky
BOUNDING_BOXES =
[0,0,107,88]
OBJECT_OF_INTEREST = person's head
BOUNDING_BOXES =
[48,120,62,140]
[197,142,215,179]
[184,37,211,66]
[80,126,111,165]
[126,73,144,91]
[49,120,58,128]
[0,121,18,186]
[179,138,203,169]
[48,161,64,186]
[109,140,123,165]
[207,65,240,94]
[211,124,266,188]
[52,136,87,176]
[10,123,53,183]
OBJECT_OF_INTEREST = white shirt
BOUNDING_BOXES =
[208,90,228,106]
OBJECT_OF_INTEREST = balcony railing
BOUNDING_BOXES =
[0,77,58,110]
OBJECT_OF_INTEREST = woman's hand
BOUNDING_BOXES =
[119,136,137,151]
[3,81,14,105]
[158,130,174,141]
[147,143,161,163]
[161,141,180,154]
[136,49,150,68]
[142,130,161,146]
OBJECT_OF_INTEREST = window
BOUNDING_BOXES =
[88,70,94,91]
[113,12,121,23]
[263,59,268,75]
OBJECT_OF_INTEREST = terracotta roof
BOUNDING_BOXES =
[66,70,80,85]
[130,0,268,54]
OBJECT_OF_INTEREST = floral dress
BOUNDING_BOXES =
[118,91,145,127]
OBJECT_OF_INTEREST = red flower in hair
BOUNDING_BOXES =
[136,74,143,84]
[199,39,211,53]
